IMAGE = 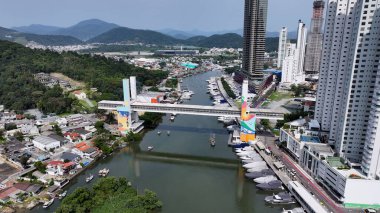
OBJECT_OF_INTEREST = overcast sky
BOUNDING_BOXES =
[0,0,316,32]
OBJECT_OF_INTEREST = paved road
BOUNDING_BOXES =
[256,132,342,213]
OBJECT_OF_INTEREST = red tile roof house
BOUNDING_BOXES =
[46,160,76,176]
[64,132,81,143]
[72,142,99,158]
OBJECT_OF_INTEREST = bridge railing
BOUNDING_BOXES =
[98,101,284,120]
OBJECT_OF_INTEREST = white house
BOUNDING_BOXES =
[72,91,87,100]
[32,135,60,151]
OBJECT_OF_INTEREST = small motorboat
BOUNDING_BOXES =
[170,115,175,121]
[42,198,54,208]
[167,131,171,136]
[58,191,67,199]
[157,131,161,135]
[148,146,154,151]
[86,174,94,183]
[265,192,295,204]
[209,134,216,147]
[281,207,305,213]
[98,168,110,177]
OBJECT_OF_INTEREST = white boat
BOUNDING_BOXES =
[235,147,255,152]
[243,161,267,169]
[167,131,171,136]
[157,131,161,135]
[42,198,54,208]
[281,207,305,213]
[247,165,269,173]
[98,168,110,177]
[254,175,278,184]
[148,146,154,151]
[239,154,261,160]
[236,151,257,157]
[242,157,263,163]
[170,114,175,121]
[86,174,94,183]
[59,191,67,199]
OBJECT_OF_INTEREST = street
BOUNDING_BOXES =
[257,131,345,213]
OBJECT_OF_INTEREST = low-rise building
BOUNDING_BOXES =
[72,90,87,100]
[299,143,380,208]
[32,135,60,151]
[280,118,320,160]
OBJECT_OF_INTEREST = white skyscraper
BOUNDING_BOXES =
[315,0,380,179]
[281,21,307,85]
[277,27,288,68]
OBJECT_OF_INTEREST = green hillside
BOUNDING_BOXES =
[0,40,167,112]
[88,27,183,45]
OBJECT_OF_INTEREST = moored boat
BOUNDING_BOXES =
[86,174,94,183]
[98,168,110,177]
[42,198,54,208]
[265,192,295,204]
[254,175,278,184]
[245,169,275,179]
[256,180,283,191]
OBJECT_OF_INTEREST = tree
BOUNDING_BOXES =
[14,131,24,142]
[19,155,30,168]
[260,119,271,130]
[95,121,104,132]
[34,161,47,173]
[5,123,17,131]
[53,124,63,136]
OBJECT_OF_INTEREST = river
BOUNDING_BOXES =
[30,70,287,213]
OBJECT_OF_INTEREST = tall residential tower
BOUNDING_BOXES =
[277,27,288,68]
[315,0,380,179]
[242,0,268,81]
[304,0,325,75]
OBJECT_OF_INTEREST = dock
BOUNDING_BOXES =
[253,143,291,187]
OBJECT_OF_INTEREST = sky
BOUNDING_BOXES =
[0,0,315,32]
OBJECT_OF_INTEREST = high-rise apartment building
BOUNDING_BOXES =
[281,21,307,85]
[242,0,268,81]
[315,0,380,179]
[277,27,288,68]
[304,0,325,75]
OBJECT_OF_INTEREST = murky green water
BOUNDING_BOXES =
[30,71,286,213]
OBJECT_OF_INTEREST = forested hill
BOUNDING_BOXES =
[0,27,83,46]
[0,40,167,112]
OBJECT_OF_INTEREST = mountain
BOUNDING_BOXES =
[266,31,297,39]
[0,26,83,46]
[88,27,182,45]
[189,33,243,48]
[51,19,119,41]
[12,24,62,35]
[158,29,196,39]
[185,35,208,44]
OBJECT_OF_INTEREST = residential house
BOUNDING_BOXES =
[72,142,99,158]
[63,132,81,143]
[72,90,87,100]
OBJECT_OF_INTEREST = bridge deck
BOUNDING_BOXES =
[98,100,284,120]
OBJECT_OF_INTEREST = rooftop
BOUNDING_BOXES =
[33,135,59,145]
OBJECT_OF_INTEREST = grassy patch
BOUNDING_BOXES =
[267,91,293,101]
